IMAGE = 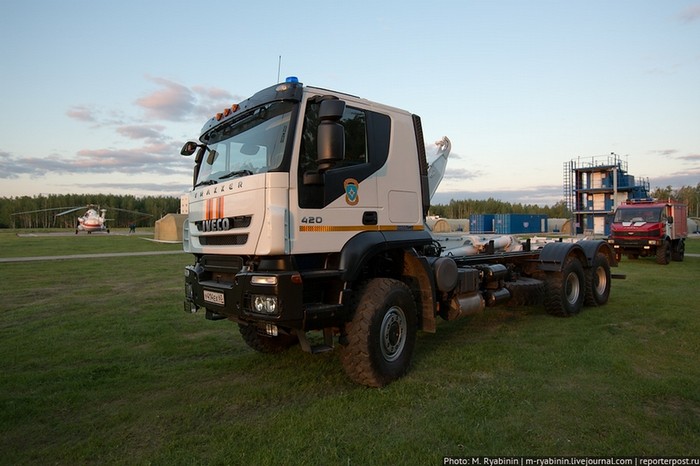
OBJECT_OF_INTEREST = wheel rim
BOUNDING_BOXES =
[593,266,607,296]
[380,306,407,362]
[565,272,581,305]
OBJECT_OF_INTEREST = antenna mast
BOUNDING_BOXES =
[277,55,281,83]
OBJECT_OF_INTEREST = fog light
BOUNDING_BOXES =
[252,295,278,314]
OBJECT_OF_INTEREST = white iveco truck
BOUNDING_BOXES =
[181,77,619,387]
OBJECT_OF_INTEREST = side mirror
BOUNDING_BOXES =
[668,216,674,224]
[316,99,345,171]
[181,141,198,156]
[206,149,219,165]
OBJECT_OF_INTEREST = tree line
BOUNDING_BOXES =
[1,194,181,229]
[428,198,570,219]
[649,184,700,218]
[2,184,697,229]
[429,184,700,220]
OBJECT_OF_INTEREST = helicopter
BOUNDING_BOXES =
[59,205,111,234]
[13,205,152,234]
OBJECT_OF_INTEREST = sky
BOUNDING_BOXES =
[1,0,699,206]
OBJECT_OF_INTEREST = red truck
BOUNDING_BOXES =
[608,199,688,264]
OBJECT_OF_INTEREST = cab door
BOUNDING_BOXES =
[290,98,390,254]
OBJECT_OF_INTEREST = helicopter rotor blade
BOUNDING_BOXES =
[12,206,79,216]
[108,207,154,217]
[55,206,88,217]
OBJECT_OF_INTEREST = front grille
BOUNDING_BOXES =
[614,229,659,238]
[200,234,248,246]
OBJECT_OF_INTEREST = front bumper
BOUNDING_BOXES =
[184,263,305,328]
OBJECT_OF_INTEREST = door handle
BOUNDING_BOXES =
[362,211,378,225]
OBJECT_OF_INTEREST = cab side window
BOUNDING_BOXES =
[298,97,390,209]
[299,101,367,176]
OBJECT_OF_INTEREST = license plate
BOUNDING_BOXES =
[203,290,225,305]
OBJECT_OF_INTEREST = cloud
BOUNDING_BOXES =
[134,77,243,122]
[442,167,481,181]
[1,143,190,179]
[116,124,167,143]
[66,106,97,122]
[679,4,700,22]
[192,85,238,101]
[649,168,700,190]
[191,86,242,120]
[135,77,196,121]
[649,149,679,157]
[676,153,700,162]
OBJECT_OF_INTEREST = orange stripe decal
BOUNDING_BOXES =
[299,225,424,232]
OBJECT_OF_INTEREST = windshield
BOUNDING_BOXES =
[613,207,662,223]
[195,101,295,186]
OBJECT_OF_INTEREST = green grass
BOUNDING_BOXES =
[0,229,182,258]
[1,231,699,464]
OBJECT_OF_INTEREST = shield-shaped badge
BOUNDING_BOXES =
[344,178,359,206]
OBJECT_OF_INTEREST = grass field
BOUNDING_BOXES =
[1,231,699,464]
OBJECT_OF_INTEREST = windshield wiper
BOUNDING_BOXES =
[194,179,218,188]
[219,169,253,180]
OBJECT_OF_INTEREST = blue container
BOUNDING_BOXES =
[494,214,548,234]
[469,214,495,233]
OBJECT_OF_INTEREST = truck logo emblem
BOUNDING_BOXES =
[197,217,232,232]
[344,178,359,206]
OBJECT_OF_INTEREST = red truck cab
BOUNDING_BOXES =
[608,199,687,264]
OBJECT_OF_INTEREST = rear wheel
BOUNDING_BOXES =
[671,239,685,262]
[544,256,585,317]
[584,253,611,306]
[340,278,417,387]
[656,240,671,265]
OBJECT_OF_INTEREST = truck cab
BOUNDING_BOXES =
[182,78,430,333]
[608,198,687,264]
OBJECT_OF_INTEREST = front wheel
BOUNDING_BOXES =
[340,278,417,387]
[544,256,585,317]
[656,240,671,265]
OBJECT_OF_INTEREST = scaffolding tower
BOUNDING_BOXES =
[564,153,649,236]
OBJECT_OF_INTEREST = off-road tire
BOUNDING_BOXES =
[543,256,585,317]
[238,324,298,353]
[584,253,611,306]
[656,240,671,265]
[340,278,417,387]
[671,239,685,262]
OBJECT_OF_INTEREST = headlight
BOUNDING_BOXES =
[252,295,278,314]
